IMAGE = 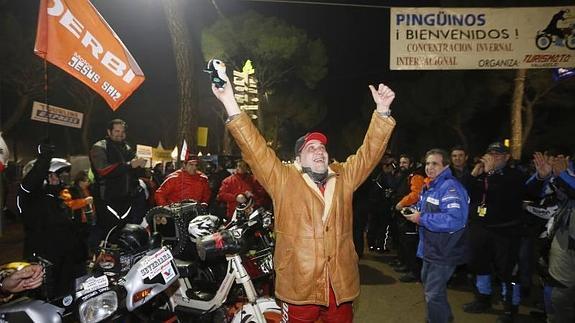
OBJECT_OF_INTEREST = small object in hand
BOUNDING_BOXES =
[401,207,416,217]
[204,58,228,88]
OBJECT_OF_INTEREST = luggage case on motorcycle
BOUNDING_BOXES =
[146,202,199,258]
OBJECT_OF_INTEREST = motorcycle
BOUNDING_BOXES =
[0,224,179,323]
[147,197,280,322]
[535,22,575,50]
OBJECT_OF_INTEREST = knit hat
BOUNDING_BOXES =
[486,142,509,154]
[186,155,199,164]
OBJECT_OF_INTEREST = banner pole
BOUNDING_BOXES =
[43,59,51,131]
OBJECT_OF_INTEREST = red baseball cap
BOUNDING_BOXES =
[294,132,328,156]
[186,155,199,164]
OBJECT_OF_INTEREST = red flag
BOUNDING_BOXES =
[0,133,9,173]
[180,139,189,161]
[34,0,145,110]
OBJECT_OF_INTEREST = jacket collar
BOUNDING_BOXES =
[426,167,453,189]
[293,160,337,178]
[293,161,337,223]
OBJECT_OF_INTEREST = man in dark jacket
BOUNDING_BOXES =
[393,154,425,282]
[367,155,400,254]
[90,119,147,238]
[463,142,527,323]
[450,145,472,189]
[17,144,86,297]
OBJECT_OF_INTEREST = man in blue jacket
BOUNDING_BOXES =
[405,148,469,323]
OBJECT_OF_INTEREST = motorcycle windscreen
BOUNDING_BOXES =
[123,247,179,311]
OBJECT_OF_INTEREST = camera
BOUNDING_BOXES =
[401,207,417,217]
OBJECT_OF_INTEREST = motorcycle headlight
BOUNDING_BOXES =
[78,290,118,323]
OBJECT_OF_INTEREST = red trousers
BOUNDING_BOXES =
[280,286,353,323]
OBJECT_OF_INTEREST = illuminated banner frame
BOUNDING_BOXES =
[390,7,575,70]
[31,101,84,128]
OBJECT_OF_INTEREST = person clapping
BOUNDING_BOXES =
[0,264,43,302]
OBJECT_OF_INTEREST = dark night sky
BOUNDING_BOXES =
[1,0,574,162]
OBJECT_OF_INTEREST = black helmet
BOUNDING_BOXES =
[111,224,150,252]
[22,158,71,177]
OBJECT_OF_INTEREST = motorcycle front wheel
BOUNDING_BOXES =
[535,33,552,50]
[231,297,282,323]
[566,34,575,49]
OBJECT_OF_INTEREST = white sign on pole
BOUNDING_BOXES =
[31,101,84,128]
[136,144,153,168]
[390,7,575,70]
[136,145,153,159]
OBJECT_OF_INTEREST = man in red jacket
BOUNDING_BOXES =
[154,156,211,206]
[217,160,269,219]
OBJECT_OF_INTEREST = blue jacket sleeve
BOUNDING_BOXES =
[556,163,575,199]
[420,183,468,233]
[525,173,550,199]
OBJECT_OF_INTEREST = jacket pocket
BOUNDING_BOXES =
[275,248,293,272]
[342,239,359,265]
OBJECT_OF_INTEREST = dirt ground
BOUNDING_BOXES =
[355,253,544,323]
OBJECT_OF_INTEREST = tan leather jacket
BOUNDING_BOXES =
[227,112,395,306]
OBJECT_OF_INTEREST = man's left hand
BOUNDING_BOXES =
[552,155,569,177]
[405,211,421,225]
[369,84,395,114]
[1,264,44,294]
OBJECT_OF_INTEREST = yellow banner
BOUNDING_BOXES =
[197,127,208,147]
[152,147,173,161]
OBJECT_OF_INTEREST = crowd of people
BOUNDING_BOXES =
[355,143,574,323]
[0,79,573,323]
[1,118,272,300]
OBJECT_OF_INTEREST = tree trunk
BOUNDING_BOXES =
[258,90,269,139]
[451,111,468,149]
[66,84,96,153]
[510,69,526,160]
[222,128,232,155]
[522,103,534,147]
[2,95,30,135]
[81,98,95,153]
[451,125,468,150]
[162,0,196,153]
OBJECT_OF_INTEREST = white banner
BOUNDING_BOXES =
[390,7,575,70]
[136,144,153,159]
[31,101,84,128]
[136,144,153,167]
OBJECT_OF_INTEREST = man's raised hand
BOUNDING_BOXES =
[533,152,552,179]
[212,82,241,117]
[369,83,395,114]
